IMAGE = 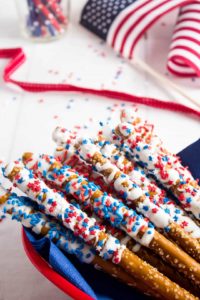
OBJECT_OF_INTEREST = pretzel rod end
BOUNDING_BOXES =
[52,127,60,144]
[120,108,139,124]
[52,126,70,146]
[8,166,21,181]
[4,163,22,181]
[0,193,9,205]
[22,152,34,165]
[0,185,10,206]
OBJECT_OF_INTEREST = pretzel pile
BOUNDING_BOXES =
[1,108,200,299]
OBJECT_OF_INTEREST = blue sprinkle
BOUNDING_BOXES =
[163,198,169,204]
[123,192,128,199]
[114,155,120,160]
[97,240,104,247]
[17,178,24,184]
[186,197,192,203]
[164,208,170,214]
[148,223,154,228]
[108,249,114,254]
[143,205,149,211]
[136,146,141,152]
[132,226,137,232]
[173,215,178,222]
[162,156,169,162]
[42,170,47,177]
[164,226,170,232]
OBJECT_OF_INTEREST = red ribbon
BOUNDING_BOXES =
[0,47,200,119]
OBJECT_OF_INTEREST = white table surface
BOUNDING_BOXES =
[0,1,199,299]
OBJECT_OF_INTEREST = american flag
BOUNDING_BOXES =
[80,0,200,77]
[167,1,200,77]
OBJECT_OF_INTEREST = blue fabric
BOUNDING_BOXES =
[178,139,200,181]
[25,139,200,300]
[25,230,97,299]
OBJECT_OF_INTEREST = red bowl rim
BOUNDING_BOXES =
[22,228,94,300]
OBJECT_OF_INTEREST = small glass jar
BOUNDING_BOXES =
[16,0,70,42]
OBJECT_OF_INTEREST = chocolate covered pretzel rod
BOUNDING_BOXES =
[105,109,200,220]
[21,153,200,286]
[4,163,198,300]
[52,128,200,262]
[53,130,111,193]
[97,108,157,148]
[0,190,95,262]
[119,108,193,163]
[55,146,111,193]
[0,190,157,297]
[120,108,199,188]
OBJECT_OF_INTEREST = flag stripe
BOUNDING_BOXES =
[176,17,200,23]
[178,11,200,19]
[168,60,195,72]
[120,0,171,57]
[168,1,200,76]
[108,0,152,48]
[109,0,159,50]
[181,3,200,12]
[128,0,193,58]
[181,8,200,13]
[108,0,192,59]
[170,40,200,55]
[110,0,172,55]
[170,45,200,62]
[168,49,200,76]
[174,20,200,32]
[167,61,196,76]
[168,49,200,68]
[172,30,200,43]
[174,26,200,39]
